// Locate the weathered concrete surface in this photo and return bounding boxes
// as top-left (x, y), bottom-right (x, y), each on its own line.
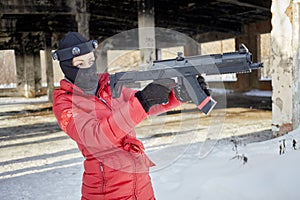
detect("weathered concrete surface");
top-left (270, 0), bottom-right (300, 134)
top-left (292, 0), bottom-right (300, 131)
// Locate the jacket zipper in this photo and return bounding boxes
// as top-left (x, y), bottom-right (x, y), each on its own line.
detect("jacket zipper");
top-left (98, 96), bottom-right (112, 111)
top-left (128, 152), bottom-right (138, 200)
top-left (100, 162), bottom-right (106, 194)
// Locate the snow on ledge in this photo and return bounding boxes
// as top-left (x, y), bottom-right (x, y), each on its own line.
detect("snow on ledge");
top-left (243, 89), bottom-right (272, 97)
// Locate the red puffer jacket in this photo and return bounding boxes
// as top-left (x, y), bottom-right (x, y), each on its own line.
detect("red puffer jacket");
top-left (53, 73), bottom-right (181, 200)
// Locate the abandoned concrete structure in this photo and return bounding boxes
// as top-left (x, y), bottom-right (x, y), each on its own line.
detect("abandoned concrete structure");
top-left (0, 0), bottom-right (299, 134)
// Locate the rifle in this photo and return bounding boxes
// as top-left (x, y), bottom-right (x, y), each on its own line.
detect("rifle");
top-left (109, 44), bottom-right (263, 115)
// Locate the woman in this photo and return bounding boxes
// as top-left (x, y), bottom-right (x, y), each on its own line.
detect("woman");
top-left (52, 32), bottom-right (209, 199)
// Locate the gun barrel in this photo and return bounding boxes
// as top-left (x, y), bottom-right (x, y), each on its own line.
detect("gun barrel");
top-left (250, 62), bottom-right (264, 70)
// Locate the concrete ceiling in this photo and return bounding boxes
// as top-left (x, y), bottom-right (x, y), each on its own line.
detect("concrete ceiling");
top-left (0, 0), bottom-right (271, 44)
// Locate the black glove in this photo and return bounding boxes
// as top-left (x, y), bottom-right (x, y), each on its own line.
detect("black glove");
top-left (135, 80), bottom-right (172, 112)
top-left (175, 75), bottom-right (210, 102)
top-left (197, 75), bottom-right (211, 96)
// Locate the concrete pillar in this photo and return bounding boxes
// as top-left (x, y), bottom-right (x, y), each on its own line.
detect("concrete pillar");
top-left (45, 33), bottom-right (54, 102)
top-left (33, 50), bottom-right (42, 94)
top-left (32, 34), bottom-right (43, 95)
top-left (75, 0), bottom-right (90, 39)
top-left (24, 51), bottom-right (36, 98)
top-left (14, 33), bottom-right (36, 98)
top-left (235, 23), bottom-right (260, 91)
top-left (138, 0), bottom-right (156, 70)
top-left (293, 0), bottom-right (300, 129)
top-left (15, 49), bottom-right (25, 91)
top-left (184, 42), bottom-right (200, 56)
top-left (270, 0), bottom-right (294, 135)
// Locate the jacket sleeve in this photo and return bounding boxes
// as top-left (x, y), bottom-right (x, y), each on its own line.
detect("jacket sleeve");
top-left (147, 90), bottom-right (183, 116)
top-left (53, 89), bottom-right (148, 152)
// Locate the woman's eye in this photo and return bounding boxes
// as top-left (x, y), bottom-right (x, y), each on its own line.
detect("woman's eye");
top-left (89, 60), bottom-right (95, 65)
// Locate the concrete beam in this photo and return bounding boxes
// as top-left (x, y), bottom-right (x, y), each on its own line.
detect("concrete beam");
top-left (0, 0), bottom-right (73, 15)
top-left (216, 0), bottom-right (270, 11)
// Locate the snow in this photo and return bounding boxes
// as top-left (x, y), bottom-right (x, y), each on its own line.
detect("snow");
top-left (0, 96), bottom-right (299, 200)
top-left (0, 83), bottom-right (17, 89)
top-left (0, 95), bottom-right (48, 105)
top-left (243, 89), bottom-right (272, 97)
top-left (151, 127), bottom-right (300, 200)
top-left (208, 88), bottom-right (272, 98)
top-left (2, 126), bottom-right (299, 200)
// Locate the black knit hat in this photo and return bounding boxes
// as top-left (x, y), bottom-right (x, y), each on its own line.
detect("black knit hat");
top-left (58, 32), bottom-right (88, 50)
top-left (52, 32), bottom-right (98, 62)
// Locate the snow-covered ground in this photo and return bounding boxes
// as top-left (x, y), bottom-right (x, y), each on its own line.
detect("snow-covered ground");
top-left (0, 95), bottom-right (299, 200)
top-left (2, 126), bottom-right (299, 200)
top-left (151, 127), bottom-right (300, 200)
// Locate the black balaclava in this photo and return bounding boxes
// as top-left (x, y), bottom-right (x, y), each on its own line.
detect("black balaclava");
top-left (57, 32), bottom-right (99, 95)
